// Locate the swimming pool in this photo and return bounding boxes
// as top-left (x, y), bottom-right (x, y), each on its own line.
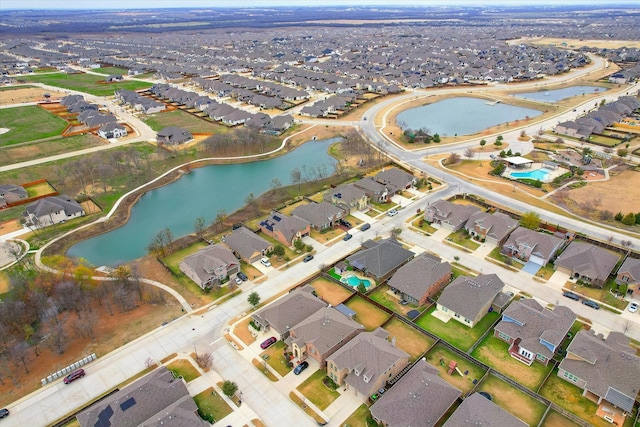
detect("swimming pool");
top-left (341, 274), bottom-right (372, 289)
top-left (509, 169), bottom-right (550, 181)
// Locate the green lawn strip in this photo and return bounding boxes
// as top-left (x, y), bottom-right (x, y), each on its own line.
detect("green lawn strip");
top-left (0, 134), bottom-right (106, 166)
top-left (415, 306), bottom-right (499, 351)
top-left (535, 262), bottom-right (556, 280)
top-left (341, 404), bottom-right (378, 427)
top-left (410, 217), bottom-right (437, 234)
top-left (0, 85), bottom-right (38, 91)
top-left (142, 109), bottom-right (226, 134)
top-left (471, 335), bottom-right (553, 391)
top-left (477, 374), bottom-right (547, 427)
top-left (345, 295), bottom-right (392, 331)
top-left (260, 341), bottom-right (291, 377)
top-left (91, 67), bottom-right (128, 75)
top-left (424, 343), bottom-right (487, 395)
top-left (166, 359), bottom-right (201, 382)
top-left (19, 73), bottom-right (152, 96)
top-left (296, 369), bottom-right (340, 410)
top-left (162, 241), bottom-right (209, 273)
top-left (486, 246), bottom-right (524, 270)
top-left (193, 387), bottom-right (233, 423)
top-left (252, 358), bottom-right (278, 381)
top-left (289, 392), bottom-right (326, 424)
top-left (0, 105), bottom-right (68, 146)
top-left (383, 317), bottom-right (434, 362)
top-left (445, 229), bottom-right (481, 250)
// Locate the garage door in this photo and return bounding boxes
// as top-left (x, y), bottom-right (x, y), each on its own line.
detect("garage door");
top-left (529, 255), bottom-right (545, 266)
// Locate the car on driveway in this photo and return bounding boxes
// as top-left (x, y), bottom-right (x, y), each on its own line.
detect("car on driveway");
top-left (237, 272), bottom-right (248, 281)
top-left (234, 276), bottom-right (243, 285)
top-left (63, 369), bottom-right (85, 384)
top-left (628, 302), bottom-right (638, 313)
top-left (360, 223), bottom-right (371, 231)
top-left (582, 300), bottom-right (600, 310)
top-left (0, 408), bottom-right (9, 418)
top-left (343, 233), bottom-right (353, 241)
top-left (562, 291), bottom-right (580, 301)
top-left (387, 209), bottom-right (398, 217)
top-left (303, 254), bottom-right (314, 263)
top-left (293, 361), bottom-right (309, 375)
top-left (260, 257), bottom-right (271, 267)
top-left (260, 336), bottom-right (277, 349)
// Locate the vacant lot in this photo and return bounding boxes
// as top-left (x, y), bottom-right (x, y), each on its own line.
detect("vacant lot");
top-left (0, 87), bottom-right (67, 105)
top-left (296, 369), bottom-right (340, 410)
top-left (0, 105), bottom-right (68, 146)
top-left (383, 317), bottom-right (434, 361)
top-left (477, 374), bottom-right (547, 426)
top-left (19, 73), bottom-right (152, 96)
top-left (309, 277), bottom-right (353, 305)
top-left (0, 134), bottom-right (105, 167)
top-left (345, 296), bottom-right (392, 331)
top-left (143, 109), bottom-right (227, 134)
top-left (424, 343), bottom-right (487, 394)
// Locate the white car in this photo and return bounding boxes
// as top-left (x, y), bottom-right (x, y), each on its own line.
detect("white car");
top-left (260, 257), bottom-right (272, 267)
top-left (387, 209), bottom-right (398, 217)
top-left (628, 302), bottom-right (638, 313)
top-left (234, 276), bottom-right (243, 285)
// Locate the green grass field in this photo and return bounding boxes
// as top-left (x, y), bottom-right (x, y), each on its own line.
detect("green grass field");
top-left (143, 109), bottom-right (227, 134)
top-left (19, 73), bottom-right (152, 96)
top-left (0, 134), bottom-right (105, 166)
top-left (0, 105), bottom-right (68, 146)
top-left (91, 67), bottom-right (129, 75)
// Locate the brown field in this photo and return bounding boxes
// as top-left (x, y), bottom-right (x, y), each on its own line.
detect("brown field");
top-left (477, 374), bottom-right (547, 427)
top-left (309, 277), bottom-right (353, 305)
top-left (0, 87), bottom-right (67, 106)
top-left (540, 411), bottom-right (582, 427)
top-left (562, 169), bottom-right (640, 216)
top-left (382, 317), bottom-right (434, 361)
top-left (345, 296), bottom-right (392, 331)
top-left (234, 317), bottom-right (257, 346)
top-left (528, 37), bottom-right (640, 50)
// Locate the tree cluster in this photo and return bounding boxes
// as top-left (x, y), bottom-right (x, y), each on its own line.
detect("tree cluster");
top-left (202, 128), bottom-right (277, 157)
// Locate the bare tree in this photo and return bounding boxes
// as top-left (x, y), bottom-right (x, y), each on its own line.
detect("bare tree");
top-left (214, 209), bottom-right (227, 233)
top-left (194, 217), bottom-right (206, 239)
top-left (446, 152), bottom-right (461, 165)
top-left (9, 340), bottom-right (31, 374)
top-left (194, 352), bottom-right (214, 370)
top-left (463, 148), bottom-right (475, 159)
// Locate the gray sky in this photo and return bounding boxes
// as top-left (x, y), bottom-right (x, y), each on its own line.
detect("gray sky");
top-left (3, 0), bottom-right (638, 10)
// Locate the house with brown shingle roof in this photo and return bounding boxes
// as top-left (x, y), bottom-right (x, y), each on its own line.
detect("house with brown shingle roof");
top-left (494, 299), bottom-right (576, 366)
top-left (615, 257), bottom-right (640, 297)
top-left (258, 211), bottom-right (310, 247)
top-left (223, 226), bottom-right (273, 263)
top-left (324, 183), bottom-right (369, 214)
top-left (178, 244), bottom-right (239, 290)
top-left (554, 241), bottom-right (620, 287)
top-left (370, 359), bottom-right (461, 427)
top-left (501, 227), bottom-right (564, 266)
top-left (287, 306), bottom-right (364, 367)
top-left (464, 211), bottom-right (518, 246)
top-left (326, 328), bottom-right (409, 402)
top-left (436, 274), bottom-right (505, 328)
top-left (443, 392), bottom-right (528, 427)
top-left (424, 199), bottom-right (480, 232)
top-left (387, 252), bottom-right (452, 306)
top-left (558, 330), bottom-right (640, 424)
top-left (346, 239), bottom-right (415, 281)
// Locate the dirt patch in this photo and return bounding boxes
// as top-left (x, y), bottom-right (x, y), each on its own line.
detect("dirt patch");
top-left (345, 296), bottom-right (391, 331)
top-left (0, 87), bottom-right (67, 106)
top-left (478, 374), bottom-right (546, 426)
top-left (382, 318), bottom-right (434, 360)
top-left (524, 37), bottom-right (640, 50)
top-left (234, 317), bottom-right (257, 346)
top-left (0, 219), bottom-right (24, 236)
top-left (561, 169), bottom-right (640, 216)
top-left (309, 277), bottom-right (353, 306)
top-left (541, 411), bottom-right (582, 427)
top-left (473, 344), bottom-right (543, 390)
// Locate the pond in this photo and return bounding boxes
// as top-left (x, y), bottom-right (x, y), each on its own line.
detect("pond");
top-left (395, 97), bottom-right (541, 136)
top-left (513, 85), bottom-right (606, 103)
top-left (67, 139), bottom-right (338, 266)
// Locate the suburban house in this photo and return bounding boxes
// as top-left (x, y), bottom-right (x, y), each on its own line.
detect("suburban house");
top-left (353, 177), bottom-right (390, 204)
top-left (258, 211), bottom-right (310, 247)
top-left (501, 227), bottom-right (564, 266)
top-left (424, 200), bottom-right (480, 231)
top-left (370, 359), bottom-right (461, 427)
top-left (464, 211), bottom-right (518, 246)
top-left (252, 285), bottom-right (327, 340)
top-left (615, 257), bottom-right (640, 297)
top-left (0, 184), bottom-right (27, 208)
top-left (387, 252), bottom-right (452, 306)
top-left (558, 330), bottom-right (640, 425)
top-left (374, 167), bottom-right (417, 194)
top-left (324, 183), bottom-right (369, 214)
top-left (76, 367), bottom-right (207, 427)
top-left (443, 392), bottom-right (528, 427)
top-left (291, 201), bottom-right (344, 231)
top-left (346, 239), bottom-right (415, 281)
top-left (156, 127), bottom-right (192, 145)
top-left (98, 122), bottom-right (128, 139)
top-left (287, 306), bottom-right (364, 367)
top-left (494, 299), bottom-right (576, 366)
top-left (24, 195), bottom-right (85, 228)
top-left (223, 226), bottom-right (273, 263)
top-left (326, 328), bottom-right (410, 402)
top-left (105, 74), bottom-right (124, 82)
top-left (178, 244), bottom-right (240, 290)
top-left (554, 241), bottom-right (620, 287)
top-left (436, 274), bottom-right (506, 328)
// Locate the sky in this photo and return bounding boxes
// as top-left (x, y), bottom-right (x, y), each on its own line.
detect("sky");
top-left (2, 0), bottom-right (639, 10)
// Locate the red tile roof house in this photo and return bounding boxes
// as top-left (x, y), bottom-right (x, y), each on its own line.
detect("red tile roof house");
top-left (554, 241), bottom-right (621, 288)
top-left (387, 252), bottom-right (452, 306)
top-left (464, 211), bottom-right (518, 246)
top-left (501, 227), bottom-right (565, 266)
top-left (558, 330), bottom-right (640, 425)
top-left (370, 359), bottom-right (461, 427)
top-left (615, 257), bottom-right (640, 297)
top-left (258, 211), bottom-right (310, 247)
top-left (494, 298), bottom-right (576, 366)
top-left (326, 328), bottom-right (409, 403)
top-left (178, 244), bottom-right (239, 290)
top-left (286, 306), bottom-right (364, 367)
top-left (424, 199), bottom-right (480, 232)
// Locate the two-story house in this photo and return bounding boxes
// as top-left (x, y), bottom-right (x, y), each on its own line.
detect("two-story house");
top-left (387, 252), bottom-right (452, 306)
top-left (501, 227), bottom-right (564, 266)
top-left (258, 211), bottom-right (310, 247)
top-left (464, 211), bottom-right (518, 246)
top-left (424, 199), bottom-right (480, 231)
top-left (291, 202), bottom-right (345, 232)
top-left (178, 244), bottom-right (239, 290)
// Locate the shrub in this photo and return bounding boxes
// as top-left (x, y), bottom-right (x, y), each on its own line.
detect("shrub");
top-left (622, 213), bottom-right (636, 226)
top-left (615, 212), bottom-right (624, 221)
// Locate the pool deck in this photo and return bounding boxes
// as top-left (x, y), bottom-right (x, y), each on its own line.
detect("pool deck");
top-left (504, 162), bottom-right (568, 183)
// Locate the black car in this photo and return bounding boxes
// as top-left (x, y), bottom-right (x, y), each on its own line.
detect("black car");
top-left (562, 291), bottom-right (580, 301)
top-left (343, 233), bottom-right (353, 241)
top-left (360, 223), bottom-right (371, 231)
top-left (237, 272), bottom-right (248, 281)
top-left (582, 300), bottom-right (600, 310)
top-left (0, 408), bottom-right (9, 418)
top-left (294, 361), bottom-right (309, 375)
top-left (303, 255), bottom-right (314, 263)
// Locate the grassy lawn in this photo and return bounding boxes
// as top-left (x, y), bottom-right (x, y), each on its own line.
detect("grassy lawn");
top-left (240, 260), bottom-right (262, 281)
top-left (424, 343), bottom-right (487, 394)
top-left (310, 227), bottom-right (345, 244)
top-left (535, 262), bottom-right (556, 280)
top-left (487, 247), bottom-right (524, 270)
top-left (19, 72), bottom-right (152, 96)
top-left (260, 341), bottom-right (291, 377)
top-left (341, 404), bottom-right (377, 427)
top-left (565, 279), bottom-right (628, 311)
top-left (540, 410), bottom-right (583, 427)
top-left (143, 109), bottom-right (227, 134)
top-left (445, 229), bottom-right (481, 250)
top-left (166, 359), bottom-right (201, 382)
top-left (309, 277), bottom-right (353, 306)
top-left (24, 181), bottom-right (57, 198)
top-left (540, 368), bottom-right (623, 427)
top-left (411, 216), bottom-right (437, 234)
top-left (289, 392), bottom-right (326, 424)
top-left (471, 334), bottom-right (554, 391)
top-left (368, 284), bottom-right (417, 316)
top-left (193, 387), bottom-right (233, 423)
top-left (0, 105), bottom-right (67, 146)
top-left (0, 134), bottom-right (105, 166)
top-left (383, 317), bottom-right (434, 361)
top-left (296, 369), bottom-right (340, 410)
top-left (477, 374), bottom-right (547, 426)
top-left (587, 134), bottom-right (620, 147)
top-left (91, 67), bottom-right (129, 75)
top-left (345, 296), bottom-right (392, 331)
top-left (415, 306), bottom-right (499, 351)
top-left (162, 241), bottom-right (209, 273)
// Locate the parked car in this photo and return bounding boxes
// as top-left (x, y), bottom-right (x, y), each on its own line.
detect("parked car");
top-left (260, 257), bottom-right (271, 267)
top-left (237, 272), bottom-right (248, 281)
top-left (387, 209), bottom-right (398, 217)
top-left (582, 300), bottom-right (600, 310)
top-left (234, 276), bottom-right (243, 285)
top-left (360, 223), bottom-right (371, 231)
top-left (340, 219), bottom-right (352, 228)
top-left (293, 361), bottom-right (309, 375)
top-left (303, 254), bottom-right (314, 263)
top-left (260, 337), bottom-right (277, 349)
top-left (63, 369), bottom-right (85, 384)
top-left (562, 291), bottom-right (580, 301)
top-left (628, 302), bottom-right (638, 313)
top-left (0, 408), bottom-right (9, 418)
top-left (343, 233), bottom-right (353, 241)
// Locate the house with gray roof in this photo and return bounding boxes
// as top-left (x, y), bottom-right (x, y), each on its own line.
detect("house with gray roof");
top-left (287, 306), bottom-right (364, 367)
top-left (258, 211), bottom-right (310, 247)
top-left (616, 257), bottom-right (640, 297)
top-left (346, 239), bottom-right (415, 281)
top-left (554, 241), bottom-right (620, 287)
top-left (98, 122), bottom-right (127, 139)
top-left (223, 226), bottom-right (273, 263)
top-left (0, 183), bottom-right (27, 208)
top-left (558, 330), bottom-right (640, 424)
top-left (501, 226), bottom-right (564, 266)
top-left (77, 366), bottom-right (207, 427)
top-left (291, 201), bottom-right (344, 231)
top-left (178, 244), bottom-right (239, 290)
top-left (353, 177), bottom-right (390, 204)
top-left (327, 328), bottom-right (409, 402)
top-left (24, 195), bottom-right (85, 228)
top-left (436, 274), bottom-right (505, 328)
top-left (464, 211), bottom-right (518, 246)
top-left (424, 199), bottom-right (480, 232)
top-left (443, 392), bottom-right (528, 427)
top-left (374, 167), bottom-right (416, 194)
top-left (157, 127), bottom-right (192, 145)
top-left (252, 285), bottom-right (327, 340)
top-left (324, 183), bottom-right (369, 214)
top-left (494, 298), bottom-right (576, 366)
top-left (387, 252), bottom-right (452, 306)
top-left (371, 359), bottom-right (461, 427)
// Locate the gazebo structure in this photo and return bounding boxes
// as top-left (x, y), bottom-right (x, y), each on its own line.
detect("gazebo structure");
top-left (503, 156), bottom-right (533, 169)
